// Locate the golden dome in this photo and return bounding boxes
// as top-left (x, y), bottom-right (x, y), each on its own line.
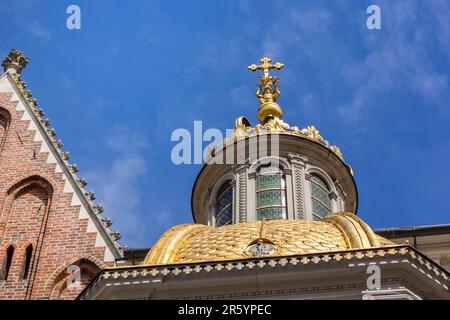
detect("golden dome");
top-left (144, 213), bottom-right (392, 265)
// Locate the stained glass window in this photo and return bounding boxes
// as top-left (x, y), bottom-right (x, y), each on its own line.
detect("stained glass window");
top-left (310, 174), bottom-right (331, 220)
top-left (215, 181), bottom-right (233, 226)
top-left (256, 165), bottom-right (286, 220)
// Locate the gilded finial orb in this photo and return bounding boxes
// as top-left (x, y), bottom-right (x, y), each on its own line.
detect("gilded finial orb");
top-left (248, 57), bottom-right (285, 124)
top-left (2, 49), bottom-right (30, 75)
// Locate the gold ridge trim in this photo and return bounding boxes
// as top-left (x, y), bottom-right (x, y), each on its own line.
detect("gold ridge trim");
top-left (144, 224), bottom-right (211, 265)
top-left (322, 213), bottom-right (380, 248)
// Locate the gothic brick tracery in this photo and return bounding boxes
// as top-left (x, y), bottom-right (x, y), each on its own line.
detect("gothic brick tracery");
top-left (48, 257), bottom-right (101, 300)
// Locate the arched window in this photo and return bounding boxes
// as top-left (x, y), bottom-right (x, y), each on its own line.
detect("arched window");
top-left (0, 109), bottom-right (11, 153)
top-left (22, 245), bottom-right (33, 280)
top-left (256, 164), bottom-right (286, 220)
top-left (3, 245), bottom-right (15, 280)
top-left (310, 174), bottom-right (332, 220)
top-left (215, 181), bottom-right (233, 226)
top-left (0, 116), bottom-right (6, 144)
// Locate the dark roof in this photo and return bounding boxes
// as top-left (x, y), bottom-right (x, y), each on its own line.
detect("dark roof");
top-left (375, 224), bottom-right (450, 239)
top-left (121, 247), bottom-right (150, 261)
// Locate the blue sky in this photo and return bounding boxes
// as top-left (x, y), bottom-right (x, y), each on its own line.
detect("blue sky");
top-left (1, 0), bottom-right (449, 248)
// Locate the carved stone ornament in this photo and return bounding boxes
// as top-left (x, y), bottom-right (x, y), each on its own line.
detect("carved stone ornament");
top-left (244, 239), bottom-right (277, 257)
top-left (2, 49), bottom-right (29, 74)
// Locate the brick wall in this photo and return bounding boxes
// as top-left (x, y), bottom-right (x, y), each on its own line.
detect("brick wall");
top-left (0, 90), bottom-right (110, 300)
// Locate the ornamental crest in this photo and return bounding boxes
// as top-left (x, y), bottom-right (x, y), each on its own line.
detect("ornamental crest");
top-left (244, 239), bottom-right (277, 257)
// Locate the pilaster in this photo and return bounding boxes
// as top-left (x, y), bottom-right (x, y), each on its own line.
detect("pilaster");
top-left (288, 153), bottom-right (308, 220)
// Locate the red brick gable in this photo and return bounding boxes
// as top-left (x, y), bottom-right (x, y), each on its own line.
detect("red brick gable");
top-left (0, 72), bottom-right (121, 299)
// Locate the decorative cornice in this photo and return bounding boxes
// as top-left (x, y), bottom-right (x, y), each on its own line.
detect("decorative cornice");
top-left (234, 164), bottom-right (249, 174)
top-left (288, 153), bottom-right (308, 166)
top-left (225, 117), bottom-right (345, 162)
top-left (107, 246), bottom-right (448, 278)
top-left (248, 172), bottom-right (256, 180)
top-left (77, 245), bottom-right (450, 300)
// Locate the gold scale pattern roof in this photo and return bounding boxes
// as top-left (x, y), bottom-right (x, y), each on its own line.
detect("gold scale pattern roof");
top-left (145, 213), bottom-right (392, 265)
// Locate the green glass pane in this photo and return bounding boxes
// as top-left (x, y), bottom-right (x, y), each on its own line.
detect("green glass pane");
top-left (311, 183), bottom-right (330, 207)
top-left (311, 198), bottom-right (331, 218)
top-left (311, 175), bottom-right (328, 189)
top-left (257, 207), bottom-right (285, 220)
top-left (257, 190), bottom-right (285, 208)
top-left (216, 206), bottom-right (232, 226)
top-left (256, 174), bottom-right (282, 190)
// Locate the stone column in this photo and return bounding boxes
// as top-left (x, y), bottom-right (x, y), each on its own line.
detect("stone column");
top-left (230, 179), bottom-right (237, 224)
top-left (334, 179), bottom-right (347, 212)
top-left (247, 171), bottom-right (256, 222)
top-left (283, 168), bottom-right (294, 220)
top-left (235, 165), bottom-right (249, 223)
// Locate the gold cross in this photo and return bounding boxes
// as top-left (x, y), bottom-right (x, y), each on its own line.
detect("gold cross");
top-left (248, 57), bottom-right (284, 79)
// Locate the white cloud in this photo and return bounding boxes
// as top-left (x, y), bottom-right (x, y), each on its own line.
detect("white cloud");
top-left (59, 73), bottom-right (73, 89)
top-left (84, 126), bottom-right (150, 247)
top-left (239, 1), bottom-right (450, 124)
top-left (1, 1), bottom-right (52, 43)
top-left (337, 0), bottom-right (449, 122)
top-left (183, 33), bottom-right (244, 83)
top-left (427, 1), bottom-right (450, 58)
top-left (290, 9), bottom-right (333, 33)
top-left (84, 98), bottom-right (117, 118)
top-left (28, 20), bottom-right (52, 42)
top-left (230, 84), bottom-right (254, 110)
top-left (84, 127), bottom-right (179, 247)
